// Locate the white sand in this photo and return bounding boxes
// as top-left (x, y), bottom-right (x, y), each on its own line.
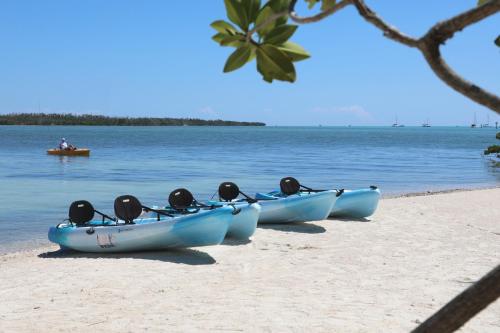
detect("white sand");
top-left (0, 188), bottom-right (499, 332)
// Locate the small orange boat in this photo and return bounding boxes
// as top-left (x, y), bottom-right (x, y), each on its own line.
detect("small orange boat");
top-left (47, 148), bottom-right (90, 156)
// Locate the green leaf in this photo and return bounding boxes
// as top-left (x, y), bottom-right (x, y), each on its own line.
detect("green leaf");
top-left (264, 24), bottom-right (297, 45)
top-left (256, 44), bottom-right (296, 82)
top-left (277, 41), bottom-right (310, 61)
top-left (212, 33), bottom-right (226, 44)
top-left (255, 0), bottom-right (290, 38)
top-left (266, 0), bottom-right (289, 26)
top-left (212, 33), bottom-right (245, 48)
top-left (477, 0), bottom-right (489, 5)
top-left (224, 0), bottom-right (249, 31)
top-left (306, 0), bottom-right (319, 9)
top-left (219, 34), bottom-right (246, 46)
top-left (255, 7), bottom-right (275, 37)
top-left (257, 60), bottom-right (274, 82)
top-left (224, 45), bottom-right (254, 72)
top-left (242, 0), bottom-right (261, 23)
top-left (210, 20), bottom-right (238, 35)
top-left (321, 0), bottom-right (337, 11)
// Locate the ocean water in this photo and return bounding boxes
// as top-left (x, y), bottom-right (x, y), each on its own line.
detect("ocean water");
top-left (0, 125), bottom-right (498, 252)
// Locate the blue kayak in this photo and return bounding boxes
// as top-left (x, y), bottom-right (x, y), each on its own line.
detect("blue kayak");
top-left (257, 184), bottom-right (381, 219)
top-left (329, 187), bottom-right (381, 218)
top-left (219, 177), bottom-right (339, 223)
top-left (255, 190), bottom-right (338, 224)
top-left (152, 185), bottom-right (261, 240)
top-left (48, 194), bottom-right (232, 253)
top-left (153, 202), bottom-right (261, 240)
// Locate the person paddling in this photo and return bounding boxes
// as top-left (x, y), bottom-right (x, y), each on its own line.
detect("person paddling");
top-left (59, 138), bottom-right (76, 150)
top-left (59, 138), bottom-right (68, 150)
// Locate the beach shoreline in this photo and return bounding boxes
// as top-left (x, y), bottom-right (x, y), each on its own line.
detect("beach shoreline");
top-left (1, 185), bottom-right (498, 256)
top-left (383, 184), bottom-right (500, 198)
top-left (1, 188), bottom-right (499, 332)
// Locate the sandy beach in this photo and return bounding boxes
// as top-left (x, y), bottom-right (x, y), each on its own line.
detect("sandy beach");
top-left (0, 188), bottom-right (499, 332)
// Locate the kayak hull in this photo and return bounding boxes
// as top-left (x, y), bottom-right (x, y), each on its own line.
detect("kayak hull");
top-left (330, 188), bottom-right (381, 218)
top-left (226, 203), bottom-right (261, 239)
top-left (47, 149), bottom-right (90, 156)
top-left (256, 191), bottom-right (337, 224)
top-left (48, 206), bottom-right (232, 253)
top-left (153, 203), bottom-right (261, 240)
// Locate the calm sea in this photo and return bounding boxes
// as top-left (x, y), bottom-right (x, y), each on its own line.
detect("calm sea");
top-left (0, 125), bottom-right (498, 252)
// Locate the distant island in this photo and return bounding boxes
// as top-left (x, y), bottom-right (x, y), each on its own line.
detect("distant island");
top-left (0, 113), bottom-right (265, 126)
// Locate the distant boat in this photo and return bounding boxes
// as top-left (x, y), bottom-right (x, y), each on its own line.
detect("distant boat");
top-left (392, 115), bottom-right (404, 127)
top-left (47, 148), bottom-right (90, 156)
top-left (480, 114), bottom-right (491, 128)
top-left (422, 119), bottom-right (431, 127)
top-left (471, 112), bottom-right (477, 128)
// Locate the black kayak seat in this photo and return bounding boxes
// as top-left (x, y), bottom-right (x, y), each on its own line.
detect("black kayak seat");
top-left (69, 200), bottom-right (95, 226)
top-left (169, 188), bottom-right (194, 211)
top-left (114, 195), bottom-right (143, 223)
top-left (219, 182), bottom-right (240, 201)
top-left (280, 177), bottom-right (301, 195)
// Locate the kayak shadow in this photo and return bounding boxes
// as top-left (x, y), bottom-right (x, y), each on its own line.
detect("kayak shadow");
top-left (38, 248), bottom-right (216, 265)
top-left (328, 216), bottom-right (372, 223)
top-left (258, 222), bottom-right (326, 234)
top-left (222, 238), bottom-right (252, 246)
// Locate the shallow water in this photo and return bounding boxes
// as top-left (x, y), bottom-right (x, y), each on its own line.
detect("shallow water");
top-left (0, 125), bottom-right (498, 252)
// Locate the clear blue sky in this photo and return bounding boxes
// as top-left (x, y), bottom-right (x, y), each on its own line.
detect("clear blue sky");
top-left (0, 0), bottom-right (498, 125)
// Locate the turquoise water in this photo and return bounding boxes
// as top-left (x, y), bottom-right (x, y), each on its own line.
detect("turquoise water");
top-left (0, 125), bottom-right (498, 252)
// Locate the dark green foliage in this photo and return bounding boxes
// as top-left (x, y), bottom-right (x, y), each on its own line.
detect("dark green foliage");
top-left (484, 145), bottom-right (500, 155)
top-left (483, 132), bottom-right (500, 155)
top-left (0, 113), bottom-right (266, 126)
top-left (211, 0), bottom-right (310, 83)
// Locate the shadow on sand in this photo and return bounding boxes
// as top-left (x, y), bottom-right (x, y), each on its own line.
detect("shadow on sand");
top-left (328, 216), bottom-right (372, 223)
top-left (222, 238), bottom-right (252, 246)
top-left (258, 222), bottom-right (326, 234)
top-left (38, 248), bottom-right (216, 265)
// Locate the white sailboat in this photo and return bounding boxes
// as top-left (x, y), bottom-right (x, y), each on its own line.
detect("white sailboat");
top-left (422, 118), bottom-right (431, 127)
top-left (392, 115), bottom-right (405, 127)
top-left (480, 114), bottom-right (490, 128)
top-left (471, 112), bottom-right (477, 128)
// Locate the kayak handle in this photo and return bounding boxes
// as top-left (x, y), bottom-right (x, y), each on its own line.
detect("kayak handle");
top-left (230, 205), bottom-right (242, 215)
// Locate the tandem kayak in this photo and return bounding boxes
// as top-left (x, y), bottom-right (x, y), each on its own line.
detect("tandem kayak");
top-left (47, 148), bottom-right (90, 156)
top-left (249, 177), bottom-right (342, 224)
top-left (330, 186), bottom-right (381, 218)
top-left (155, 184), bottom-right (261, 240)
top-left (153, 203), bottom-right (260, 240)
top-left (255, 190), bottom-right (339, 224)
top-left (49, 194), bottom-right (232, 253)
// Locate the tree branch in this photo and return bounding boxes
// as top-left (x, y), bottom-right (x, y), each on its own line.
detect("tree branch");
top-left (418, 0), bottom-right (500, 112)
top-left (242, 0), bottom-right (500, 112)
top-left (351, 0), bottom-right (418, 47)
top-left (288, 0), bottom-right (352, 24)
top-left (412, 264), bottom-right (500, 333)
top-left (350, 0), bottom-right (500, 113)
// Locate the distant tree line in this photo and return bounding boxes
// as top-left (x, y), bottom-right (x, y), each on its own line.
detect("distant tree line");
top-left (0, 113), bottom-right (265, 126)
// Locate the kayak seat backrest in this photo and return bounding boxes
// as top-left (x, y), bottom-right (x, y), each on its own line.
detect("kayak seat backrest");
top-left (69, 200), bottom-right (95, 226)
top-left (218, 182), bottom-right (240, 201)
top-left (169, 188), bottom-right (194, 211)
top-left (114, 195), bottom-right (143, 223)
top-left (280, 177), bottom-right (300, 196)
